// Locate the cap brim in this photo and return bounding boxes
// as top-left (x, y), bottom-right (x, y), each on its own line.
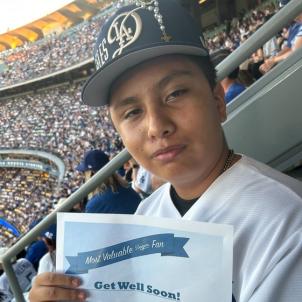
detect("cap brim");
top-left (76, 162), bottom-right (87, 172)
top-left (82, 44), bottom-right (208, 107)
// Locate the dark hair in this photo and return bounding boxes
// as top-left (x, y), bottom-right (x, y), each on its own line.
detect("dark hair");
top-left (210, 49), bottom-right (230, 66)
top-left (44, 237), bottom-right (56, 249)
top-left (210, 49), bottom-right (239, 80)
top-left (187, 55), bottom-right (217, 90)
top-left (227, 67), bottom-right (240, 79)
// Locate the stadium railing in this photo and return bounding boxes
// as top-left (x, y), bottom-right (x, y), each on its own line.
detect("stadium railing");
top-left (0, 0), bottom-right (301, 300)
top-left (225, 46), bottom-right (302, 171)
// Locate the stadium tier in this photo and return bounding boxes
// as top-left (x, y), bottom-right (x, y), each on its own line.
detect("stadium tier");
top-left (0, 168), bottom-right (57, 247)
top-left (0, 1), bottom-right (280, 88)
top-left (0, 82), bottom-right (122, 246)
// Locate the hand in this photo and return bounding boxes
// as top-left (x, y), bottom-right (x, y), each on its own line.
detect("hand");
top-left (29, 272), bottom-right (87, 301)
top-left (259, 58), bottom-right (276, 74)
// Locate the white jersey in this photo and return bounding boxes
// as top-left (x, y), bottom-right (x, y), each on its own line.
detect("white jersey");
top-left (136, 155), bottom-right (302, 302)
top-left (0, 258), bottom-right (36, 301)
top-left (37, 251), bottom-right (56, 275)
top-left (135, 166), bottom-right (153, 195)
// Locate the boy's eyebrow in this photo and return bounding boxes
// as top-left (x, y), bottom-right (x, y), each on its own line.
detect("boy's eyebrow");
top-left (157, 70), bottom-right (193, 90)
top-left (110, 70), bottom-right (193, 110)
top-left (110, 96), bottom-right (138, 111)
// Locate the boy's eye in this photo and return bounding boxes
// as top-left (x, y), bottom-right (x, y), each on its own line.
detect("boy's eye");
top-left (124, 108), bottom-right (142, 120)
top-left (166, 89), bottom-right (187, 102)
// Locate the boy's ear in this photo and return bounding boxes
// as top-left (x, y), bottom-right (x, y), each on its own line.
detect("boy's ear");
top-left (213, 83), bottom-right (227, 123)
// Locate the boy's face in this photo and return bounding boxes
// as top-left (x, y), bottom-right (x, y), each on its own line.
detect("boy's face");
top-left (109, 55), bottom-right (226, 189)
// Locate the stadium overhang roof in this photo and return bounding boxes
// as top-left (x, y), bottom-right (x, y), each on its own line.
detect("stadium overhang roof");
top-left (0, 0), bottom-right (112, 52)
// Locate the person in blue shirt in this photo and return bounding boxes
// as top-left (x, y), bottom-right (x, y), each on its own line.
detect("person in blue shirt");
top-left (211, 49), bottom-right (246, 104)
top-left (260, 1), bottom-right (302, 73)
top-left (25, 219), bottom-right (48, 271)
top-left (76, 149), bottom-right (141, 214)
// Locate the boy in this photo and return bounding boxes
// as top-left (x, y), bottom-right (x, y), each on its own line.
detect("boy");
top-left (29, 1), bottom-right (302, 301)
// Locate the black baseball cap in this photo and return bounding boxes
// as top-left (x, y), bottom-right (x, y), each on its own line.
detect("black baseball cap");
top-left (81, 0), bottom-right (209, 107)
top-left (76, 149), bottom-right (109, 172)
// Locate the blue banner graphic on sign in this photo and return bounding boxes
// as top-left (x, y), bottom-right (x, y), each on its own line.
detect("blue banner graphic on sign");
top-left (66, 233), bottom-right (189, 274)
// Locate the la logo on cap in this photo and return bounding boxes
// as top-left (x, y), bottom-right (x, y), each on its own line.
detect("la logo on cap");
top-left (108, 8), bottom-right (143, 60)
top-left (94, 0), bottom-right (171, 71)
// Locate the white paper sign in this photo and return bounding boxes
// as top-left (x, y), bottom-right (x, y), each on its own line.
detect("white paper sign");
top-left (57, 213), bottom-right (233, 302)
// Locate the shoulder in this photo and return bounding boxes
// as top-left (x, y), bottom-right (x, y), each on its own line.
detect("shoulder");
top-left (118, 184), bottom-right (141, 198)
top-left (15, 259), bottom-right (36, 273)
top-left (225, 83), bottom-right (245, 102)
top-left (25, 240), bottom-right (47, 258)
top-left (225, 155), bottom-right (302, 221)
top-left (87, 191), bottom-right (108, 204)
top-left (114, 184), bottom-right (142, 205)
top-left (237, 156), bottom-right (302, 196)
top-left (231, 82), bottom-right (245, 92)
top-left (228, 158), bottom-right (302, 301)
top-left (85, 193), bottom-right (104, 212)
top-left (15, 258), bottom-right (33, 267)
top-left (86, 185), bottom-right (141, 214)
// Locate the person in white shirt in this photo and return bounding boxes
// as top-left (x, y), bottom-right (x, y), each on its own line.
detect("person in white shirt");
top-left (0, 248), bottom-right (36, 302)
top-left (37, 224), bottom-right (56, 274)
top-left (29, 1), bottom-right (302, 301)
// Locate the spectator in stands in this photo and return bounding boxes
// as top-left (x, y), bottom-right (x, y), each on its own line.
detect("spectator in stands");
top-left (29, 2), bottom-right (302, 302)
top-left (25, 240), bottom-right (47, 273)
top-left (76, 149), bottom-right (141, 214)
top-left (125, 160), bottom-right (165, 197)
top-left (0, 291), bottom-right (9, 302)
top-left (37, 225), bottom-right (57, 274)
top-left (123, 158), bottom-right (138, 183)
top-left (16, 225), bottom-right (57, 302)
top-left (25, 219), bottom-right (48, 271)
top-left (0, 82), bottom-right (123, 246)
top-left (132, 165), bottom-right (153, 198)
top-left (262, 16), bottom-right (280, 59)
top-left (0, 9), bottom-right (112, 87)
top-left (211, 49), bottom-right (246, 103)
top-left (260, 1), bottom-right (302, 73)
top-left (0, 248), bottom-right (36, 301)
top-left (0, 0), bottom-right (278, 88)
top-left (0, 166), bottom-right (59, 247)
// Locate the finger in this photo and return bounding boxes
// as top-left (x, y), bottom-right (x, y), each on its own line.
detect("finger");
top-left (29, 286), bottom-right (87, 302)
top-left (34, 272), bottom-right (81, 288)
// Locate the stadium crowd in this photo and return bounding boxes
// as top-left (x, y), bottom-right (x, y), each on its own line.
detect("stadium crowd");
top-left (0, 1), bottom-right (297, 88)
top-left (0, 0), bottom-right (301, 246)
top-left (0, 3), bottom-right (114, 87)
top-left (206, 4), bottom-right (278, 53)
top-left (0, 169), bottom-right (58, 247)
top-left (0, 82), bottom-right (122, 247)
top-left (0, 1), bottom-right (301, 301)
